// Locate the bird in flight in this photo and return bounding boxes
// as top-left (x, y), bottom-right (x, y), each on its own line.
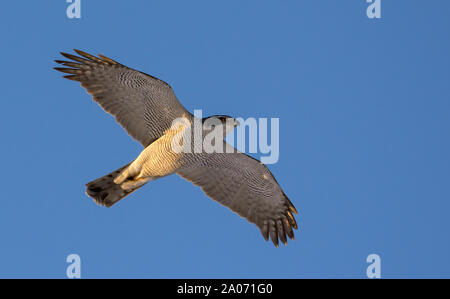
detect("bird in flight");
top-left (54, 50), bottom-right (298, 247)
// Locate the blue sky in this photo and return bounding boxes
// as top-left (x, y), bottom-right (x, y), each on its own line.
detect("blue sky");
top-left (0, 1), bottom-right (449, 278)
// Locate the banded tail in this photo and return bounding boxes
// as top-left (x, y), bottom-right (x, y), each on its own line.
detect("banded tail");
top-left (85, 163), bottom-right (145, 207)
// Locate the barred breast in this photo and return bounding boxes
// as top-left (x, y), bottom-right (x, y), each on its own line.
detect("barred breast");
top-left (134, 128), bottom-right (186, 178)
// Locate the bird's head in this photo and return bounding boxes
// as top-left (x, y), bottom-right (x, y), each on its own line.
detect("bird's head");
top-left (202, 115), bottom-right (240, 136)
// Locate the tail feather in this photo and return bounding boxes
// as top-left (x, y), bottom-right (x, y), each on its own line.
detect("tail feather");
top-left (85, 163), bottom-right (142, 207)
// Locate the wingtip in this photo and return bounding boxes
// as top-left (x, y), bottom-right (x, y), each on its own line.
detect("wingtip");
top-left (73, 49), bottom-right (88, 58)
top-left (290, 206), bottom-right (299, 215)
top-left (271, 239), bottom-right (279, 248)
top-left (63, 75), bottom-right (80, 81)
top-left (73, 49), bottom-right (89, 58)
top-left (285, 196), bottom-right (298, 215)
top-left (53, 67), bottom-right (66, 72)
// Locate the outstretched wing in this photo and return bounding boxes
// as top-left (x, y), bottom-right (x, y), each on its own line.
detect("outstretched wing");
top-left (176, 143), bottom-right (298, 247)
top-left (54, 49), bottom-right (190, 147)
